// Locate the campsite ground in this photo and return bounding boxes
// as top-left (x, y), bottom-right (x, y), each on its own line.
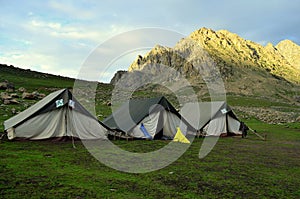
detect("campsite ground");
top-left (0, 120), bottom-right (299, 198)
top-left (0, 66), bottom-right (299, 198)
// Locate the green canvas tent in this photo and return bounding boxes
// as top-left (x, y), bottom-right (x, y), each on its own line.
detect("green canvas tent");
top-left (180, 101), bottom-right (247, 136)
top-left (103, 96), bottom-right (193, 139)
top-left (4, 88), bottom-right (109, 140)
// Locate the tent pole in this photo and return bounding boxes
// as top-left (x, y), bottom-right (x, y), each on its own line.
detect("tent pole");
top-left (248, 127), bottom-right (266, 141)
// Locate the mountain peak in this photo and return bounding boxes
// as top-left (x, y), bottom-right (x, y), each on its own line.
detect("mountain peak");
top-left (276, 39), bottom-right (300, 70)
top-left (276, 39), bottom-right (298, 46)
top-left (127, 27), bottom-right (299, 84)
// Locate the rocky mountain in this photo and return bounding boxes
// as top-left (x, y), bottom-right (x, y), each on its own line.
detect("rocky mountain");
top-left (276, 39), bottom-right (300, 71)
top-left (119, 28), bottom-right (300, 100)
top-left (129, 28), bottom-right (299, 83)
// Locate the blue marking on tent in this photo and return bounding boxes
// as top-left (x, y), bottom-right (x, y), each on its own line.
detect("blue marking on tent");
top-left (140, 123), bottom-right (152, 139)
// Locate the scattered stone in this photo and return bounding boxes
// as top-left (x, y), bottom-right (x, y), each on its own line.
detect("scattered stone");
top-left (9, 99), bottom-right (19, 104)
top-left (233, 106), bottom-right (299, 124)
top-left (6, 88), bottom-right (14, 92)
top-left (21, 91), bottom-right (46, 100)
top-left (294, 96), bottom-right (300, 103)
top-left (0, 82), bottom-right (7, 90)
top-left (32, 91), bottom-right (40, 97)
top-left (22, 92), bottom-right (36, 100)
top-left (11, 108), bottom-right (16, 114)
top-left (1, 92), bottom-right (12, 101)
top-left (18, 87), bottom-right (26, 92)
top-left (38, 93), bottom-right (46, 99)
top-left (3, 99), bottom-right (10, 105)
top-left (10, 93), bottom-right (19, 98)
top-left (0, 80), bottom-right (14, 91)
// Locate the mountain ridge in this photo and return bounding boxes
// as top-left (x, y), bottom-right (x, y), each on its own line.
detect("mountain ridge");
top-left (128, 27), bottom-right (299, 84)
top-left (120, 28), bottom-right (299, 102)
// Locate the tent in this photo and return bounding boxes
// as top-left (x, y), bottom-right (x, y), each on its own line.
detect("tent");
top-left (103, 96), bottom-right (192, 139)
top-left (180, 101), bottom-right (247, 136)
top-left (4, 88), bottom-right (109, 140)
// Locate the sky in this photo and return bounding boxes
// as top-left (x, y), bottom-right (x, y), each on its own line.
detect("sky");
top-left (0, 0), bottom-right (299, 83)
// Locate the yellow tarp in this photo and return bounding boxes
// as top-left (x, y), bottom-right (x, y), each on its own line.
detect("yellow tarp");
top-left (173, 127), bottom-right (190, 144)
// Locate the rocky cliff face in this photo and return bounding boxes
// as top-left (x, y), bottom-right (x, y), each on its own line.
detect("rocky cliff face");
top-left (129, 27), bottom-right (299, 84)
top-left (276, 39), bottom-right (300, 70)
top-left (122, 28), bottom-right (300, 101)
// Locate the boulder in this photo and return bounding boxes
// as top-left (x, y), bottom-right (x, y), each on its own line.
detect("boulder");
top-left (3, 99), bottom-right (10, 105)
top-left (294, 96), bottom-right (300, 102)
top-left (38, 93), bottom-right (46, 99)
top-left (9, 99), bottom-right (19, 104)
top-left (11, 108), bottom-right (16, 114)
top-left (1, 92), bottom-right (12, 101)
top-left (0, 80), bottom-right (14, 91)
top-left (0, 81), bottom-right (8, 90)
top-left (18, 87), bottom-right (26, 92)
top-left (22, 91), bottom-right (46, 100)
top-left (22, 92), bottom-right (36, 100)
top-left (10, 93), bottom-right (19, 98)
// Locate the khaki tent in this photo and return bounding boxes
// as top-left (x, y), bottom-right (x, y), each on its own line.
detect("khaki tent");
top-left (180, 101), bottom-right (246, 136)
top-left (4, 88), bottom-right (108, 140)
top-left (103, 96), bottom-right (193, 139)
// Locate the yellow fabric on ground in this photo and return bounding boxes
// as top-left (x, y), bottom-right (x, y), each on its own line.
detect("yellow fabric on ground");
top-left (173, 127), bottom-right (190, 144)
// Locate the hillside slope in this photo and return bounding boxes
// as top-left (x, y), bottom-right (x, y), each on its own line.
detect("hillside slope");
top-left (125, 28), bottom-right (299, 101)
top-left (0, 64), bottom-right (75, 92)
top-left (112, 28), bottom-right (300, 123)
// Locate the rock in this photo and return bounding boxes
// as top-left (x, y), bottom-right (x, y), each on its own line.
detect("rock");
top-left (18, 87), bottom-right (26, 92)
top-left (32, 91), bottom-right (41, 99)
top-left (6, 88), bottom-right (14, 92)
top-left (296, 116), bottom-right (300, 122)
top-left (3, 99), bottom-right (10, 105)
top-left (22, 92), bottom-right (36, 100)
top-left (1, 92), bottom-right (12, 100)
top-left (276, 40), bottom-right (300, 71)
top-left (11, 108), bottom-right (16, 114)
top-left (0, 80), bottom-right (14, 91)
top-left (0, 82), bottom-right (7, 90)
top-left (110, 70), bottom-right (127, 85)
top-left (294, 96), bottom-right (300, 102)
top-left (9, 99), bottom-right (19, 104)
top-left (10, 93), bottom-right (19, 98)
top-left (22, 91), bottom-right (45, 100)
top-left (233, 106), bottom-right (298, 124)
top-left (126, 27), bottom-right (299, 86)
top-left (38, 93), bottom-right (46, 99)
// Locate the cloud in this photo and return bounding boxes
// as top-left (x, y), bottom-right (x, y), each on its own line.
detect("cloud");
top-left (48, 0), bottom-right (98, 20)
top-left (0, 0), bottom-right (299, 84)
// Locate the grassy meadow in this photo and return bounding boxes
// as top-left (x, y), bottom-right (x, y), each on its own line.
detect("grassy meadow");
top-left (0, 120), bottom-right (299, 198)
top-left (0, 65), bottom-right (300, 198)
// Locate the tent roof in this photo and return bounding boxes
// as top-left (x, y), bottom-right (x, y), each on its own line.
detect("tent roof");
top-left (180, 101), bottom-right (239, 130)
top-left (103, 96), bottom-right (183, 133)
top-left (4, 88), bottom-right (99, 130)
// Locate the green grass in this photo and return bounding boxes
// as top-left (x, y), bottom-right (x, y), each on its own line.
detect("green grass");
top-left (0, 121), bottom-right (299, 198)
top-left (0, 64), bottom-right (75, 92)
top-left (226, 95), bottom-right (293, 108)
top-left (0, 64), bottom-right (300, 198)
